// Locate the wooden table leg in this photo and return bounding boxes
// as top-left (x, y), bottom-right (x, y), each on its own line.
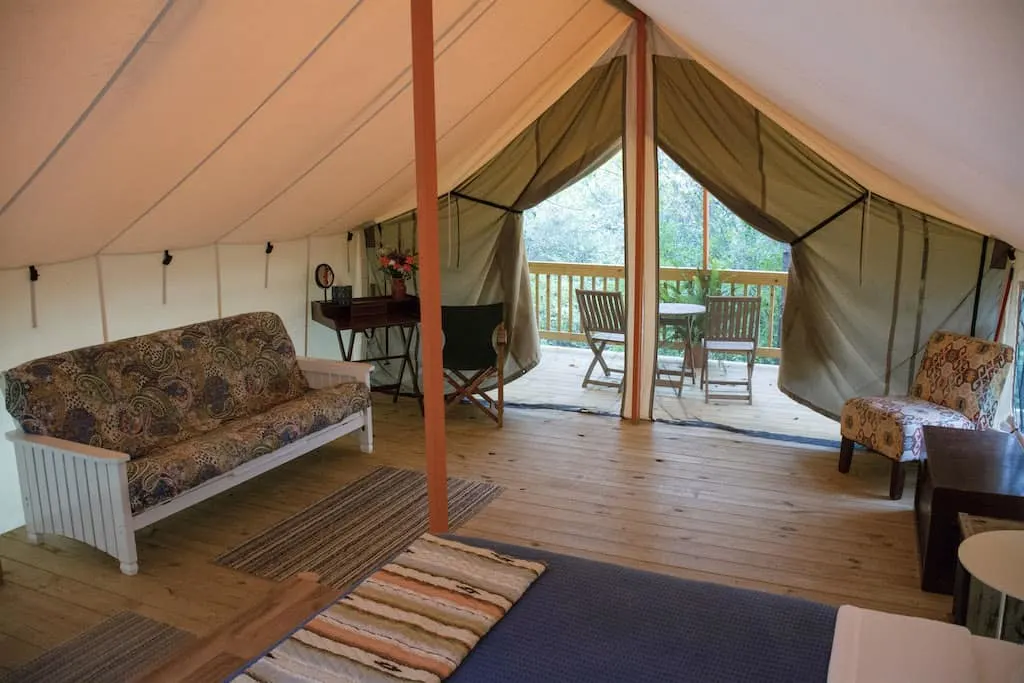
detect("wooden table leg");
top-left (335, 328), bottom-right (352, 361)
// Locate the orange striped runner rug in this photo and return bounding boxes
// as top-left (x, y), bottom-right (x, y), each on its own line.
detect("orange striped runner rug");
top-left (236, 534), bottom-right (545, 682)
top-left (215, 467), bottom-right (503, 589)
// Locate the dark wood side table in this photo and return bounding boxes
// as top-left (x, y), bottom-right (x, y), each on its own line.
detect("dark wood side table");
top-left (311, 297), bottom-right (422, 403)
top-left (915, 427), bottom-right (1024, 594)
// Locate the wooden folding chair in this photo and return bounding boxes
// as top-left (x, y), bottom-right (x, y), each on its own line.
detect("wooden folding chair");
top-left (441, 303), bottom-right (506, 427)
top-left (575, 289), bottom-right (626, 390)
top-left (701, 295), bottom-right (761, 404)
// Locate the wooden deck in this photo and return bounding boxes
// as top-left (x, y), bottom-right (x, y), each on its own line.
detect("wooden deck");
top-left (0, 399), bottom-right (946, 674)
top-left (505, 344), bottom-right (839, 441)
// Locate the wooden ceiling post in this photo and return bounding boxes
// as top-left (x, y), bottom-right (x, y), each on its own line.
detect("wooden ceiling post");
top-left (410, 0), bottom-right (448, 533)
top-left (629, 11), bottom-right (648, 425)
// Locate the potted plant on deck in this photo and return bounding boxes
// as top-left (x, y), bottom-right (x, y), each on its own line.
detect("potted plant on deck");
top-left (659, 269), bottom-right (721, 371)
top-left (378, 246), bottom-right (418, 299)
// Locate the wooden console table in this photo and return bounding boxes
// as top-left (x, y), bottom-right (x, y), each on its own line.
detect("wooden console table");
top-left (311, 297), bottom-right (421, 403)
top-left (915, 427), bottom-right (1024, 594)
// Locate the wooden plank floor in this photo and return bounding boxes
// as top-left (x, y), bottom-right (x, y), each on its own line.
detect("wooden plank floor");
top-left (0, 399), bottom-right (947, 674)
top-left (504, 344), bottom-right (840, 441)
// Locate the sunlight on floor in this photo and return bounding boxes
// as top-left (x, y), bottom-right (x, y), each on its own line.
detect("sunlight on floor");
top-left (504, 344), bottom-right (839, 441)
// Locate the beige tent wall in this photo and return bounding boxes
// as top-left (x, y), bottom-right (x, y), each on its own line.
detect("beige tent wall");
top-left (99, 249), bottom-right (219, 340)
top-left (0, 234), bottom-right (357, 533)
top-left (0, 259), bottom-right (105, 531)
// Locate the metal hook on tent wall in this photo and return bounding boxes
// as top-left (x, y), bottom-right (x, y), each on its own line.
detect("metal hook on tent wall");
top-left (346, 232), bottom-right (354, 273)
top-left (161, 250), bottom-right (173, 305)
top-left (858, 192), bottom-right (872, 286)
top-left (264, 241), bottom-right (274, 288)
top-left (456, 196), bottom-right (462, 269)
top-left (446, 192), bottom-right (453, 268)
top-left (28, 265), bottom-right (39, 328)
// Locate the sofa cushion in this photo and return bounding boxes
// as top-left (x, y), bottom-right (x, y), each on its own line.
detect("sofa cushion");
top-left (126, 382), bottom-right (371, 513)
top-left (840, 395), bottom-right (975, 462)
top-left (4, 312), bottom-right (308, 458)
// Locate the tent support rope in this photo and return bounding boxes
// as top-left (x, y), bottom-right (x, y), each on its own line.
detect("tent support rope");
top-left (95, 256), bottom-right (109, 343)
top-left (908, 217), bottom-right (929, 392)
top-left (971, 235), bottom-right (990, 337)
top-left (214, 243), bottom-right (223, 319)
top-left (446, 193), bottom-right (453, 268)
top-left (304, 237), bottom-right (311, 356)
top-left (790, 192), bottom-right (868, 247)
top-left (994, 259), bottom-right (1014, 341)
top-left (449, 191), bottom-right (521, 214)
top-left (28, 270), bottom-right (38, 329)
top-left (883, 208), bottom-right (906, 395)
top-left (858, 191), bottom-right (872, 286)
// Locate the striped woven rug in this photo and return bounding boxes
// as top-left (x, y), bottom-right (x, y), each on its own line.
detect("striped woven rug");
top-left (0, 612), bottom-right (193, 683)
top-left (215, 466), bottom-right (503, 589)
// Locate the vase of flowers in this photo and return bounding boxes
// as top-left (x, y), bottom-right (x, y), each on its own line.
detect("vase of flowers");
top-left (378, 246), bottom-right (417, 300)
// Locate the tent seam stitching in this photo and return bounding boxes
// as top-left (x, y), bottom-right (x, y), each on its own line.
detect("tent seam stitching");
top-left (0, 0), bottom-right (178, 220)
top-left (216, 0), bottom-right (498, 244)
top-left (96, 0), bottom-right (369, 255)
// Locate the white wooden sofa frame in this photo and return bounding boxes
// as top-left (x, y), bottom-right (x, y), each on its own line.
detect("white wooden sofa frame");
top-left (6, 357), bottom-right (373, 576)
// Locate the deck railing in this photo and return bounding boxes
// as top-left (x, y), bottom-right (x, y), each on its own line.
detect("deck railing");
top-left (528, 261), bottom-right (787, 360)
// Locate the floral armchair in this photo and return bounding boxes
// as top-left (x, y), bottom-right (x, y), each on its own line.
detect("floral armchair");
top-left (838, 331), bottom-right (1013, 499)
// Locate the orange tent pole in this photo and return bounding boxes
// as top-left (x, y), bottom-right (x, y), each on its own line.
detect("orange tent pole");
top-left (629, 12), bottom-right (647, 424)
top-left (410, 0), bottom-right (448, 532)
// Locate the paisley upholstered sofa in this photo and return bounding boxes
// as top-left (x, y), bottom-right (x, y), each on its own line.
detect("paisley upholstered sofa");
top-left (3, 312), bottom-right (372, 575)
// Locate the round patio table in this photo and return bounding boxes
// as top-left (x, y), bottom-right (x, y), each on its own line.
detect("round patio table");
top-left (659, 302), bottom-right (706, 320)
top-left (658, 303), bottom-right (705, 394)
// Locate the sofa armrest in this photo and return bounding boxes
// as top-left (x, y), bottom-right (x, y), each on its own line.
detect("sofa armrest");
top-left (296, 357), bottom-right (373, 389)
top-left (6, 430), bottom-right (130, 463)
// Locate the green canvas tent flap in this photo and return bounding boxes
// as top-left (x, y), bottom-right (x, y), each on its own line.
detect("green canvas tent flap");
top-left (654, 56), bottom-right (1007, 417)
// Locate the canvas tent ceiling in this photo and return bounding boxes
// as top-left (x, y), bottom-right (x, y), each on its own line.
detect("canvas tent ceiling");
top-left (0, 0), bottom-right (629, 268)
top-left (2, 1), bottom-right (1020, 266)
